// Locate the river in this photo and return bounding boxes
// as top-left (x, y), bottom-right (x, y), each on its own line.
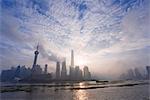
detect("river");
top-left (0, 80), bottom-right (149, 100)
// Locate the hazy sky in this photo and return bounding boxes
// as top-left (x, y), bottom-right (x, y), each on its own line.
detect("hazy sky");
top-left (0, 0), bottom-right (149, 79)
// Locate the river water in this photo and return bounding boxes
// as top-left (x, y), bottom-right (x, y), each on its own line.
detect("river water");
top-left (0, 81), bottom-right (149, 100)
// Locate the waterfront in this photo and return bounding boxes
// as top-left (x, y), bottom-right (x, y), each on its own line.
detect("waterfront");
top-left (0, 80), bottom-right (149, 100)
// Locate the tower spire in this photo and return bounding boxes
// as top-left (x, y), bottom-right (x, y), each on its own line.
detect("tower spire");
top-left (37, 42), bottom-right (39, 51)
top-left (32, 43), bottom-right (39, 68)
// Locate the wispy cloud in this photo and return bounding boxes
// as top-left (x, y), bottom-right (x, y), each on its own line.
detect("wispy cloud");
top-left (0, 0), bottom-right (149, 79)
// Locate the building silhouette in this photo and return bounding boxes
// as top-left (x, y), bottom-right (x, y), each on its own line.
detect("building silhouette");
top-left (75, 66), bottom-right (80, 80)
top-left (1, 48), bottom-right (92, 82)
top-left (127, 69), bottom-right (135, 80)
top-left (1, 44), bottom-right (53, 82)
top-left (69, 50), bottom-right (75, 80)
top-left (32, 44), bottom-right (39, 68)
top-left (55, 61), bottom-right (61, 80)
top-left (134, 68), bottom-right (143, 80)
top-left (61, 59), bottom-right (67, 80)
top-left (71, 50), bottom-right (74, 67)
top-left (79, 69), bottom-right (83, 80)
top-left (83, 66), bottom-right (91, 80)
top-left (32, 44), bottom-right (41, 75)
top-left (119, 67), bottom-right (148, 80)
top-left (1, 66), bottom-right (31, 82)
top-left (75, 66), bottom-right (83, 80)
top-left (44, 64), bottom-right (48, 74)
top-left (69, 66), bottom-right (75, 80)
top-left (146, 66), bottom-right (150, 79)
top-left (29, 44), bottom-right (52, 82)
top-left (15, 65), bottom-right (21, 78)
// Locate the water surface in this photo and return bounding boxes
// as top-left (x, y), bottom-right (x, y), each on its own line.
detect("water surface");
top-left (1, 81), bottom-right (149, 100)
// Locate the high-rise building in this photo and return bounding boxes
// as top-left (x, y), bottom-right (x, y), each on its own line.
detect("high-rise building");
top-left (34, 65), bottom-right (42, 75)
top-left (83, 66), bottom-right (91, 80)
top-left (74, 66), bottom-right (83, 80)
top-left (15, 65), bottom-right (21, 78)
top-left (146, 66), bottom-right (150, 79)
top-left (79, 69), bottom-right (83, 80)
top-left (71, 50), bottom-right (74, 67)
top-left (70, 50), bottom-right (75, 79)
top-left (134, 68), bottom-right (143, 80)
top-left (127, 69), bottom-right (135, 80)
top-left (56, 62), bottom-right (60, 80)
top-left (69, 66), bottom-right (75, 80)
top-left (75, 66), bottom-right (80, 80)
top-left (61, 59), bottom-right (67, 80)
top-left (44, 64), bottom-right (48, 74)
top-left (1, 65), bottom-right (32, 82)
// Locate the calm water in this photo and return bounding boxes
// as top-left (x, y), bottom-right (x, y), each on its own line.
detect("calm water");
top-left (0, 81), bottom-right (149, 100)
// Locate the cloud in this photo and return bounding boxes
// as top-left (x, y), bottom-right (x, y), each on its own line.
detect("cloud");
top-left (39, 44), bottom-right (64, 62)
top-left (0, 0), bottom-right (149, 79)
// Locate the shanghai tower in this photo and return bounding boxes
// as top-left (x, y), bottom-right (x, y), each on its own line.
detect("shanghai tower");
top-left (71, 50), bottom-right (74, 67)
top-left (70, 50), bottom-right (75, 79)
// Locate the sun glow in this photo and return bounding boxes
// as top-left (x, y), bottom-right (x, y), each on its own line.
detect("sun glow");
top-left (73, 83), bottom-right (88, 100)
top-left (75, 56), bottom-right (87, 66)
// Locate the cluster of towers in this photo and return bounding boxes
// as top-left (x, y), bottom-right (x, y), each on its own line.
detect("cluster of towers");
top-left (0, 44), bottom-right (51, 82)
top-left (31, 44), bottom-right (91, 81)
top-left (55, 50), bottom-right (91, 81)
top-left (1, 44), bottom-right (91, 82)
top-left (30, 44), bottom-right (51, 81)
top-left (120, 66), bottom-right (150, 80)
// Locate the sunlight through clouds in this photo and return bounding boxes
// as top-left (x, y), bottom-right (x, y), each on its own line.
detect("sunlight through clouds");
top-left (0, 0), bottom-right (149, 79)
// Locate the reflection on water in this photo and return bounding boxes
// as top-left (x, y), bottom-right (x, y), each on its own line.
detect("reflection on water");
top-left (1, 81), bottom-right (149, 100)
top-left (73, 83), bottom-right (88, 100)
top-left (73, 90), bottom-right (88, 100)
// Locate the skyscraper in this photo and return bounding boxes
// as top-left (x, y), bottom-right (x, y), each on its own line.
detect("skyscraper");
top-left (83, 66), bottom-right (91, 80)
top-left (75, 66), bottom-right (80, 80)
top-left (146, 66), bottom-right (150, 79)
top-left (74, 66), bottom-right (83, 80)
top-left (70, 50), bottom-right (75, 80)
top-left (44, 64), bottom-right (48, 74)
top-left (134, 68), bottom-right (143, 80)
top-left (71, 50), bottom-right (74, 67)
top-left (69, 66), bottom-right (75, 80)
top-left (61, 59), bottom-right (67, 80)
top-left (127, 69), bottom-right (135, 80)
top-left (56, 61), bottom-right (60, 80)
top-left (79, 69), bottom-right (83, 80)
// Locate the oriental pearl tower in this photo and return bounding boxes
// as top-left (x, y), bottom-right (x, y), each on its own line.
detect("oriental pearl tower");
top-left (32, 44), bottom-right (39, 69)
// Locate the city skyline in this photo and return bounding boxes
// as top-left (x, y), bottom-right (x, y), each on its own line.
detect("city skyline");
top-left (0, 0), bottom-right (149, 79)
top-left (55, 49), bottom-right (91, 81)
top-left (1, 46), bottom-right (92, 82)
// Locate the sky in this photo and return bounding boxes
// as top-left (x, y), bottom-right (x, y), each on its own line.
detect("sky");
top-left (0, 0), bottom-right (150, 79)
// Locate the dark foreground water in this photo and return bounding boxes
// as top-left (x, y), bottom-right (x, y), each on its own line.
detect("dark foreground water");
top-left (0, 81), bottom-right (150, 100)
